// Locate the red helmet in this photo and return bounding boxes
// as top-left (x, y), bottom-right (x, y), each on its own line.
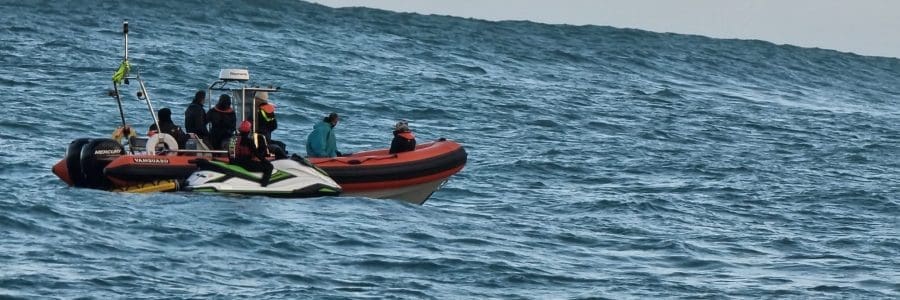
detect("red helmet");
top-left (238, 120), bottom-right (251, 133)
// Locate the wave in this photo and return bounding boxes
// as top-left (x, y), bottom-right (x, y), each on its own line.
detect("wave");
top-left (1, 0), bottom-right (899, 298)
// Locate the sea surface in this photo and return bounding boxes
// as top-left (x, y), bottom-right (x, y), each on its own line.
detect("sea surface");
top-left (1, 0), bottom-right (899, 298)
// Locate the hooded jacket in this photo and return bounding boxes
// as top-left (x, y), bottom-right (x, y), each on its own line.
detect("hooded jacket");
top-left (148, 108), bottom-right (188, 147)
top-left (306, 121), bottom-right (338, 158)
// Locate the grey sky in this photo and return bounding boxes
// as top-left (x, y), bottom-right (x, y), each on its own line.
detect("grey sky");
top-left (311, 0), bottom-right (900, 59)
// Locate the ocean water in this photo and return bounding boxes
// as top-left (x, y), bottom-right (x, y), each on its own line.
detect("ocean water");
top-left (1, 0), bottom-right (899, 298)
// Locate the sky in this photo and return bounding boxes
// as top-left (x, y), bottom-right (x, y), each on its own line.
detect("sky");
top-left (311, 0), bottom-right (900, 59)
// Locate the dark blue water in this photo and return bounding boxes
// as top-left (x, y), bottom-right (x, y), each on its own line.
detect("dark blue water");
top-left (2, 0), bottom-right (899, 298)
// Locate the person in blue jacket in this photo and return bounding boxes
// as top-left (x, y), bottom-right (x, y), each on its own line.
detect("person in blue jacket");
top-left (306, 112), bottom-right (346, 158)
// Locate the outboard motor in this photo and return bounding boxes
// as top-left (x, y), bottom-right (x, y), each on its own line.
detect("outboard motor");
top-left (78, 138), bottom-right (126, 189)
top-left (64, 138), bottom-right (93, 187)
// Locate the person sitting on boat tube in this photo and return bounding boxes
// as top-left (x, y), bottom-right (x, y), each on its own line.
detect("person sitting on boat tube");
top-left (306, 112), bottom-right (347, 158)
top-left (231, 120), bottom-right (273, 187)
top-left (389, 120), bottom-right (416, 154)
top-left (148, 108), bottom-right (188, 148)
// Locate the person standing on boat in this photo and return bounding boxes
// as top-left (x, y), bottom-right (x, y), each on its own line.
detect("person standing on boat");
top-left (184, 90), bottom-right (209, 142)
top-left (254, 91), bottom-right (287, 158)
top-left (232, 120), bottom-right (273, 187)
top-left (254, 91), bottom-right (277, 141)
top-left (206, 94), bottom-right (237, 150)
top-left (306, 112), bottom-right (345, 158)
top-left (389, 120), bottom-right (416, 154)
top-left (148, 108), bottom-right (188, 147)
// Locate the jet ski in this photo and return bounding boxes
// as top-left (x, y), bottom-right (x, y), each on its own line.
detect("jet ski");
top-left (185, 156), bottom-right (341, 198)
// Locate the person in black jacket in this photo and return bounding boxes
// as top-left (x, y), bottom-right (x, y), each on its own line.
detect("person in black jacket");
top-left (206, 94), bottom-right (237, 150)
top-left (254, 91), bottom-right (276, 142)
top-left (254, 91), bottom-right (287, 158)
top-left (184, 90), bottom-right (209, 141)
top-left (148, 108), bottom-right (188, 147)
top-left (389, 120), bottom-right (416, 154)
top-left (231, 120), bottom-right (273, 187)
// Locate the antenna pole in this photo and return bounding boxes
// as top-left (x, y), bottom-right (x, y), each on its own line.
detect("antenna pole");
top-left (113, 20), bottom-right (131, 153)
top-left (123, 21), bottom-right (128, 61)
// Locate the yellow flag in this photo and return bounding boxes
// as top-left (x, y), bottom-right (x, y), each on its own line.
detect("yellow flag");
top-left (112, 60), bottom-right (130, 84)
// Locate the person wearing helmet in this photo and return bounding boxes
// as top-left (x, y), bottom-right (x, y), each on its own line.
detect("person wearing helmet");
top-left (389, 120), bottom-right (416, 154)
top-left (231, 120), bottom-right (273, 187)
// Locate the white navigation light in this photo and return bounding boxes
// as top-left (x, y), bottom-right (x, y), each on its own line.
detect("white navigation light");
top-left (219, 69), bottom-right (249, 81)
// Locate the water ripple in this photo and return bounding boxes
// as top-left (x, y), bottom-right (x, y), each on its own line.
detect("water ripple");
top-left (0, 0), bottom-right (898, 298)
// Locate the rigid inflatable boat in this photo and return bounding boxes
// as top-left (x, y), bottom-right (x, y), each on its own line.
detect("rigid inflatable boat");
top-left (52, 137), bottom-right (466, 204)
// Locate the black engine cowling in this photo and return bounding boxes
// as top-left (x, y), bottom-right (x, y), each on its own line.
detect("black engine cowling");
top-left (76, 138), bottom-right (125, 189)
top-left (64, 138), bottom-right (93, 187)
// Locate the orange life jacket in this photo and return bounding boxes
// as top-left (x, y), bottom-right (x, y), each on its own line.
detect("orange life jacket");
top-left (259, 103), bottom-right (275, 114)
